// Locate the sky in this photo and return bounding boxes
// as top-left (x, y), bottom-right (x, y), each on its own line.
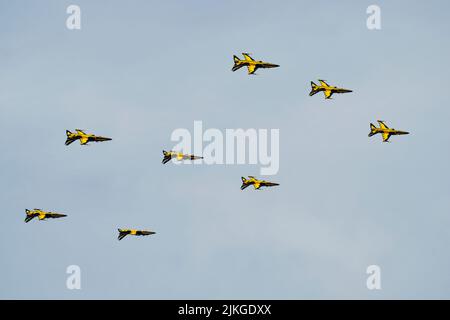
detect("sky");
top-left (1, 0), bottom-right (450, 299)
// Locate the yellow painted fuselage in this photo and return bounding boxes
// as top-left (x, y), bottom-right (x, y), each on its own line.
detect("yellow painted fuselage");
top-left (310, 80), bottom-right (352, 99)
top-left (65, 129), bottom-right (112, 146)
top-left (369, 121), bottom-right (409, 142)
top-left (118, 228), bottom-right (155, 240)
top-left (162, 150), bottom-right (203, 164)
top-left (24, 208), bottom-right (67, 223)
top-left (232, 53), bottom-right (279, 75)
top-left (240, 176), bottom-right (279, 190)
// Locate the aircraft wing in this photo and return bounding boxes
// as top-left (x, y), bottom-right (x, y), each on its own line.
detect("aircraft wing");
top-left (80, 137), bottom-right (89, 145)
top-left (378, 121), bottom-right (389, 129)
top-left (324, 90), bottom-right (333, 99)
top-left (242, 53), bottom-right (254, 61)
top-left (319, 80), bottom-right (330, 87)
top-left (382, 133), bottom-right (391, 142)
top-left (247, 64), bottom-right (257, 75)
top-left (253, 183), bottom-right (261, 190)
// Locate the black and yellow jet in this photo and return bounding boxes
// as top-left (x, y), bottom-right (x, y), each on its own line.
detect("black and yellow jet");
top-left (118, 229), bottom-right (156, 241)
top-left (162, 150), bottom-right (203, 164)
top-left (241, 176), bottom-right (279, 190)
top-left (368, 120), bottom-right (409, 142)
top-left (232, 53), bottom-right (279, 75)
top-left (65, 129), bottom-right (112, 146)
top-left (309, 79), bottom-right (352, 99)
top-left (24, 208), bottom-right (67, 223)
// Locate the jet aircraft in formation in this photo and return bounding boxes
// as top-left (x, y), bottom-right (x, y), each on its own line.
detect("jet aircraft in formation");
top-left (162, 150), bottom-right (203, 164)
top-left (23, 52), bottom-right (409, 243)
top-left (232, 53), bottom-right (279, 75)
top-left (241, 176), bottom-right (279, 190)
top-left (368, 120), bottom-right (409, 142)
top-left (118, 229), bottom-right (156, 241)
top-left (24, 209), bottom-right (67, 223)
top-left (309, 79), bottom-right (352, 99)
top-left (65, 129), bottom-right (112, 146)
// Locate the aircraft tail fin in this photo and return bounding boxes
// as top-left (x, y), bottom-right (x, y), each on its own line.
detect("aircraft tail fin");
top-left (118, 229), bottom-right (127, 241)
top-left (24, 209), bottom-right (33, 223)
top-left (240, 177), bottom-right (250, 190)
top-left (65, 130), bottom-right (77, 146)
top-left (232, 55), bottom-right (244, 72)
top-left (309, 81), bottom-right (319, 96)
top-left (368, 123), bottom-right (377, 137)
top-left (162, 150), bottom-right (172, 164)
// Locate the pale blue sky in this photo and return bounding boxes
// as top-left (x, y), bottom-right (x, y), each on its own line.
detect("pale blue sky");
top-left (1, 0), bottom-right (450, 299)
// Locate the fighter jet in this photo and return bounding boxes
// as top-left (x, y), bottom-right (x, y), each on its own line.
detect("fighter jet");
top-left (232, 53), bottom-right (279, 75)
top-left (368, 120), bottom-right (409, 142)
top-left (65, 129), bottom-right (112, 146)
top-left (241, 176), bottom-right (279, 190)
top-left (24, 209), bottom-right (67, 223)
top-left (162, 150), bottom-right (203, 164)
top-left (118, 229), bottom-right (156, 241)
top-left (309, 79), bottom-right (352, 99)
